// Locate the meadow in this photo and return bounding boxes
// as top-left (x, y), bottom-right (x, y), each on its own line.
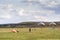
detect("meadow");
top-left (0, 28), bottom-right (60, 40)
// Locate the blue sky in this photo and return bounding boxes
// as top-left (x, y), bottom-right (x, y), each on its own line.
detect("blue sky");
top-left (0, 0), bottom-right (60, 24)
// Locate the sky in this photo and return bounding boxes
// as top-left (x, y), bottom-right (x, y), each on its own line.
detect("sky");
top-left (0, 0), bottom-right (60, 24)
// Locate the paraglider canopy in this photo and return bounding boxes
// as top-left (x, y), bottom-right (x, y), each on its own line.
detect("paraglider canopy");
top-left (38, 22), bottom-right (45, 26)
top-left (49, 22), bottom-right (56, 25)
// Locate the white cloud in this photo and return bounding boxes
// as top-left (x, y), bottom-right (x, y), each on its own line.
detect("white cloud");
top-left (39, 10), bottom-right (55, 15)
top-left (34, 15), bottom-right (48, 21)
top-left (0, 4), bottom-right (14, 11)
top-left (34, 16), bottom-right (45, 19)
top-left (34, 15), bottom-right (53, 22)
top-left (27, 0), bottom-right (39, 5)
top-left (28, 0), bottom-right (32, 2)
top-left (7, 4), bottom-right (14, 11)
top-left (34, 14), bottom-right (60, 22)
top-left (18, 9), bottom-right (24, 16)
top-left (32, 9), bottom-right (56, 22)
top-left (16, 8), bottom-right (28, 16)
top-left (39, 0), bottom-right (60, 8)
top-left (47, 1), bottom-right (59, 8)
top-left (0, 4), bottom-right (15, 19)
top-left (0, 14), bottom-right (12, 19)
top-left (25, 9), bottom-right (55, 15)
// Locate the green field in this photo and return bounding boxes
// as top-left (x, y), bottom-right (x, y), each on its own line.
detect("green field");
top-left (0, 28), bottom-right (60, 40)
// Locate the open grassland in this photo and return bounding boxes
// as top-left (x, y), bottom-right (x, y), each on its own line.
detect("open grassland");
top-left (0, 28), bottom-right (60, 40)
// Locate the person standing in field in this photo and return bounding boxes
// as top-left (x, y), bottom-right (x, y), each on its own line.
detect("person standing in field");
top-left (29, 28), bottom-right (31, 32)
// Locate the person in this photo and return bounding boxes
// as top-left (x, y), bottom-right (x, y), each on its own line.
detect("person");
top-left (29, 28), bottom-right (31, 32)
top-left (17, 30), bottom-right (19, 33)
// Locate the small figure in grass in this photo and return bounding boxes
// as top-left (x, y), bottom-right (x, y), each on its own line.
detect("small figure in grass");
top-left (29, 28), bottom-right (31, 32)
top-left (17, 30), bottom-right (19, 33)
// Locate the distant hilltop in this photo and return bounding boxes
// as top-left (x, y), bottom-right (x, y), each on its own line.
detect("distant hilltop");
top-left (0, 21), bottom-right (60, 28)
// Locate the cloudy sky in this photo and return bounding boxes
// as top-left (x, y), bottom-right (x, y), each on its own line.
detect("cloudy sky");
top-left (0, 0), bottom-right (60, 24)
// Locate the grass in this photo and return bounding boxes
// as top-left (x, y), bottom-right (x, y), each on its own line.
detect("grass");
top-left (0, 28), bottom-right (60, 40)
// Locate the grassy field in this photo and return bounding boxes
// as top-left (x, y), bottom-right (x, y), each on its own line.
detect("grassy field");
top-left (0, 28), bottom-right (60, 40)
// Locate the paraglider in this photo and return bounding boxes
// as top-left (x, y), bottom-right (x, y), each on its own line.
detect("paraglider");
top-left (49, 22), bottom-right (56, 26)
top-left (49, 22), bottom-right (56, 29)
top-left (38, 22), bottom-right (45, 26)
